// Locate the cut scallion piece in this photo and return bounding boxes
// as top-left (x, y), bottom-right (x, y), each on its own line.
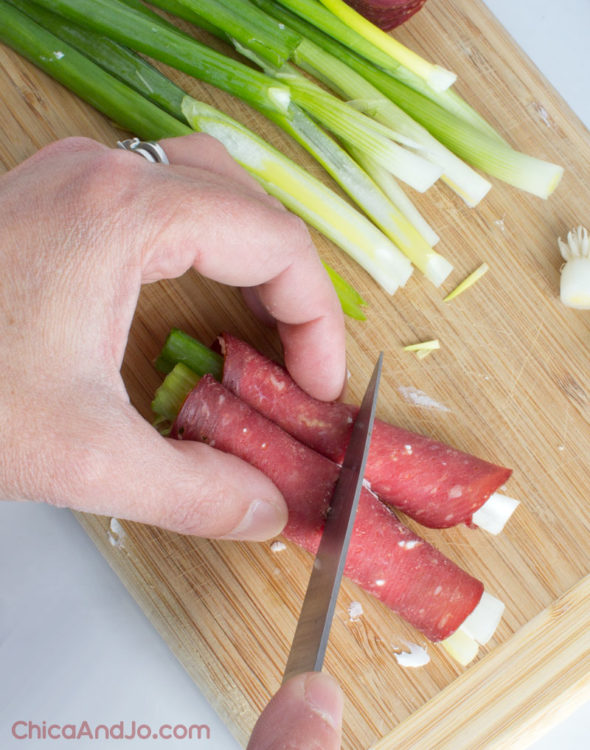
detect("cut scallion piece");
top-left (444, 263), bottom-right (489, 302)
top-left (403, 339), bottom-right (440, 353)
top-left (152, 362), bottom-right (200, 431)
top-left (155, 329), bottom-right (224, 378)
top-left (558, 225), bottom-right (590, 309)
top-left (316, 0), bottom-right (456, 92)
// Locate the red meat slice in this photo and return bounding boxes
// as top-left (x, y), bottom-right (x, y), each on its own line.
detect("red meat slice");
top-left (345, 0), bottom-right (428, 30)
top-left (219, 333), bottom-right (512, 529)
top-left (172, 375), bottom-right (484, 642)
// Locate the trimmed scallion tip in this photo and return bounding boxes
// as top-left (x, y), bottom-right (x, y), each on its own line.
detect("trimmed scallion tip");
top-left (558, 225), bottom-right (590, 309)
top-left (316, 0), bottom-right (456, 92)
top-left (443, 263), bottom-right (489, 302)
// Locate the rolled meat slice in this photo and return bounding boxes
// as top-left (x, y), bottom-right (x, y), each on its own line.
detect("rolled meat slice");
top-left (172, 374), bottom-right (485, 643)
top-left (218, 333), bottom-right (513, 530)
top-left (344, 1), bottom-right (429, 31)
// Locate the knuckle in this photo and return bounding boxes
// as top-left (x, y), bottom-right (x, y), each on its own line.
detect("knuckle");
top-left (38, 136), bottom-right (101, 160)
top-left (192, 132), bottom-right (230, 159)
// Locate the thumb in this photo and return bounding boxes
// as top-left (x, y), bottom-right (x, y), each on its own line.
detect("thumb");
top-left (32, 389), bottom-right (287, 541)
top-left (247, 673), bottom-right (343, 750)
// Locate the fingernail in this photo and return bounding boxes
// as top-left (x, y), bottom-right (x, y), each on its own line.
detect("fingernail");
top-left (303, 673), bottom-right (344, 730)
top-left (224, 499), bottom-right (287, 541)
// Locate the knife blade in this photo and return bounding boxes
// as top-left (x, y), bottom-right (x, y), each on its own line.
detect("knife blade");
top-left (282, 352), bottom-right (383, 683)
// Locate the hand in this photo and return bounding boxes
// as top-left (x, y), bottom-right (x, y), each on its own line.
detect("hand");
top-left (247, 673), bottom-right (343, 750)
top-left (0, 134), bottom-right (346, 539)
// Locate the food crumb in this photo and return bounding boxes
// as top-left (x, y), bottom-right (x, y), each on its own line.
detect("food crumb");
top-left (394, 642), bottom-right (430, 668)
top-left (348, 601), bottom-right (363, 622)
top-left (270, 541), bottom-right (286, 552)
top-left (107, 518), bottom-right (125, 549)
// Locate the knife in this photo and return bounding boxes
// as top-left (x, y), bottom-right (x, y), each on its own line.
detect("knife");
top-left (283, 352), bottom-right (383, 683)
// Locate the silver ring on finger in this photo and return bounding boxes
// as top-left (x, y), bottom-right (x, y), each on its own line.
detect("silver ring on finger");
top-left (116, 137), bottom-right (170, 165)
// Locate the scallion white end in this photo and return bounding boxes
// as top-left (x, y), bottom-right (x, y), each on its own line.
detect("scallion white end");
top-left (558, 226), bottom-right (590, 309)
top-left (459, 592), bottom-right (505, 646)
top-left (441, 628), bottom-right (479, 666)
top-left (472, 493), bottom-right (520, 535)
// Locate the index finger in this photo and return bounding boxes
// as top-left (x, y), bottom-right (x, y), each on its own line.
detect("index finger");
top-left (144, 135), bottom-right (347, 401)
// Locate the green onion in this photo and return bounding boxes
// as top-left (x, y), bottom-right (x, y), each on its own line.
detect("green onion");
top-left (155, 328), bottom-right (224, 377)
top-left (155, 329), bottom-right (219, 376)
top-left (292, 38), bottom-right (492, 206)
top-left (31, 0), bottom-right (292, 116)
top-left (9, 0), bottom-right (187, 120)
top-left (253, 0), bottom-right (505, 142)
top-left (0, 1), bottom-right (190, 140)
top-left (182, 97), bottom-right (413, 294)
top-left (174, 0), bottom-right (301, 68)
top-left (251, 0), bottom-right (562, 198)
top-left (152, 362), bottom-right (200, 431)
top-left (348, 149), bottom-right (440, 247)
top-left (274, 65), bottom-right (442, 193)
top-left (316, 0), bottom-right (456, 92)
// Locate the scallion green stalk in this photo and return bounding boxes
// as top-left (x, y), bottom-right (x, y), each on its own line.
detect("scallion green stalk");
top-left (155, 328), bottom-right (224, 376)
top-left (0, 1), bottom-right (191, 140)
top-left (174, 0), bottom-right (301, 68)
top-left (31, 0), bottom-right (292, 116)
top-left (9, 0), bottom-right (187, 120)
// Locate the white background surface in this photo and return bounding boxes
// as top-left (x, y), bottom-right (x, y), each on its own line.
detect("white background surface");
top-left (1, 1), bottom-right (589, 748)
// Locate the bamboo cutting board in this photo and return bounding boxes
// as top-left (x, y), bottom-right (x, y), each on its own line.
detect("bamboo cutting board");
top-left (1, 1), bottom-right (590, 747)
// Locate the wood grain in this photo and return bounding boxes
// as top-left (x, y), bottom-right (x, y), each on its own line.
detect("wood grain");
top-left (371, 574), bottom-right (590, 749)
top-left (2, 0), bottom-right (590, 747)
